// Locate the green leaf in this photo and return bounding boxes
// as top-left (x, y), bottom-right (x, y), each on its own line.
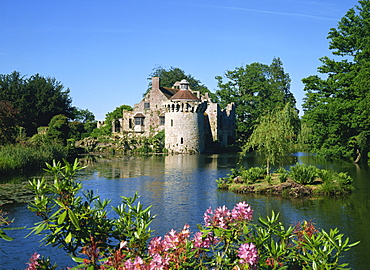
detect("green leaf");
top-left (68, 209), bottom-right (81, 230)
top-left (58, 210), bottom-right (67, 225)
top-left (0, 231), bottom-right (13, 241)
top-left (71, 256), bottom-right (85, 263)
top-left (65, 232), bottom-right (72, 243)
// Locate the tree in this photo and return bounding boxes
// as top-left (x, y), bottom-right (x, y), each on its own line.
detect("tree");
top-left (91, 104), bottom-right (132, 137)
top-left (70, 108), bottom-right (96, 139)
top-left (72, 107), bottom-right (95, 123)
top-left (147, 66), bottom-right (217, 100)
top-left (0, 100), bottom-right (19, 144)
top-left (301, 0), bottom-right (370, 160)
top-left (243, 103), bottom-right (297, 174)
top-left (47, 114), bottom-right (70, 145)
top-left (0, 71), bottom-right (74, 135)
top-left (215, 58), bottom-right (297, 142)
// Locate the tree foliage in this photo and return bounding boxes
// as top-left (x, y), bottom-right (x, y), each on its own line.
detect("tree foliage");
top-left (47, 114), bottom-right (70, 145)
top-left (69, 108), bottom-right (96, 140)
top-left (0, 100), bottom-right (19, 144)
top-left (0, 71), bottom-right (74, 135)
top-left (243, 103), bottom-right (297, 174)
top-left (302, 0), bottom-right (370, 160)
top-left (91, 104), bottom-right (133, 137)
top-left (215, 57), bottom-right (297, 142)
top-left (71, 107), bottom-right (95, 123)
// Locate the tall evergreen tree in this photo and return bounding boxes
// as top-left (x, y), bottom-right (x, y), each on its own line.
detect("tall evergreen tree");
top-left (302, 0), bottom-right (370, 160)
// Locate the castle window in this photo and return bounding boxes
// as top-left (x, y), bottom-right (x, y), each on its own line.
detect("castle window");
top-left (160, 116), bottom-right (165, 125)
top-left (171, 119), bottom-right (173, 127)
top-left (129, 119), bottom-right (133, 129)
top-left (144, 102), bottom-right (150, 109)
top-left (135, 118), bottom-right (144, 126)
top-left (180, 137), bottom-right (184, 144)
top-left (134, 113), bottom-right (145, 126)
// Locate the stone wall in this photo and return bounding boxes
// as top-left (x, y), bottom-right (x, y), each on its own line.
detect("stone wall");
top-left (164, 100), bottom-right (207, 153)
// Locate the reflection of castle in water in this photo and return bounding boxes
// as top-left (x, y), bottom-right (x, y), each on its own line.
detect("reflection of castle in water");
top-left (93, 154), bottom-right (239, 180)
top-left (90, 154), bottom-right (240, 230)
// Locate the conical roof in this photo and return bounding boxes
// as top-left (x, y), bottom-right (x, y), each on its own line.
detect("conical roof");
top-left (170, 89), bottom-right (200, 101)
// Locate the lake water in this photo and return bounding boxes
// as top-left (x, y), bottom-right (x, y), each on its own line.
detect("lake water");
top-left (1, 153), bottom-right (369, 269)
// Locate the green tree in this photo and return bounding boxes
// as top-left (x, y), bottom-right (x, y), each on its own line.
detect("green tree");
top-left (72, 107), bottom-right (95, 123)
top-left (70, 108), bottom-right (96, 139)
top-left (0, 100), bottom-right (19, 144)
top-left (147, 66), bottom-right (216, 100)
top-left (0, 72), bottom-right (74, 135)
top-left (215, 58), bottom-right (296, 142)
top-left (47, 114), bottom-right (70, 144)
top-left (302, 0), bottom-right (370, 160)
top-left (243, 103), bottom-right (297, 174)
top-left (91, 104), bottom-right (132, 137)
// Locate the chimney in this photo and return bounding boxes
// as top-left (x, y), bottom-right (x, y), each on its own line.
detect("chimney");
top-left (152, 77), bottom-right (160, 90)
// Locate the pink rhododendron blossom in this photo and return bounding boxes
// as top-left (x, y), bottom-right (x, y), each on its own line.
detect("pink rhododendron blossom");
top-left (149, 236), bottom-right (165, 254)
top-left (203, 207), bottom-right (213, 226)
top-left (238, 243), bottom-right (259, 269)
top-left (204, 202), bottom-right (253, 229)
top-left (204, 205), bottom-right (232, 229)
top-left (124, 256), bottom-right (148, 270)
top-left (231, 201), bottom-right (253, 222)
top-left (193, 231), bottom-right (211, 248)
top-left (149, 253), bottom-right (169, 269)
top-left (25, 253), bottom-right (40, 270)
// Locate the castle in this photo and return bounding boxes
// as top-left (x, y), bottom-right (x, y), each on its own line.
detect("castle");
top-left (112, 77), bottom-right (236, 154)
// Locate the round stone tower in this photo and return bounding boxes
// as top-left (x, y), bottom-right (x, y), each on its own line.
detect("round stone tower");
top-left (163, 79), bottom-right (207, 154)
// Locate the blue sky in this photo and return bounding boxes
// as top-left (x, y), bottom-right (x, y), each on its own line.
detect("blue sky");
top-left (1, 0), bottom-right (358, 120)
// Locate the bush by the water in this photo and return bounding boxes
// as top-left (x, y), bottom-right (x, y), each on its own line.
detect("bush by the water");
top-left (289, 163), bottom-right (317, 185)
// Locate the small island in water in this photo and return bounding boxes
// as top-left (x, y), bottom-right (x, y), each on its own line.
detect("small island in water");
top-left (217, 163), bottom-right (354, 197)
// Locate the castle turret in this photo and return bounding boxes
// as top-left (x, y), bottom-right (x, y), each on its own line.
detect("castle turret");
top-left (163, 80), bottom-right (207, 153)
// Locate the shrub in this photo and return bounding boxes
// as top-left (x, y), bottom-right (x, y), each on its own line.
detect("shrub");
top-left (241, 166), bottom-right (266, 183)
top-left (276, 167), bottom-right (289, 183)
top-left (289, 163), bottom-right (318, 185)
top-left (265, 174), bottom-right (272, 185)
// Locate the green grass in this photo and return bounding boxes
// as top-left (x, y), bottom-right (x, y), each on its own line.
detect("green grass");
top-left (0, 143), bottom-right (69, 176)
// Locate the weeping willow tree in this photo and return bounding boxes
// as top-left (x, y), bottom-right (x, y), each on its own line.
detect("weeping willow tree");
top-left (242, 103), bottom-right (298, 174)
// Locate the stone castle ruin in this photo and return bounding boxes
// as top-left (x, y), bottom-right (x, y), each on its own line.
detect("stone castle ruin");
top-left (112, 77), bottom-right (236, 154)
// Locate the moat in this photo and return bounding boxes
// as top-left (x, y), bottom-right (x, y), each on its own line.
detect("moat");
top-left (1, 153), bottom-right (369, 269)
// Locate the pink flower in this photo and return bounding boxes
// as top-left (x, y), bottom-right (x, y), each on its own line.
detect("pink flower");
top-left (231, 201), bottom-right (253, 222)
top-left (149, 236), bottom-right (165, 255)
top-left (25, 253), bottom-right (40, 270)
top-left (124, 256), bottom-right (148, 270)
top-left (149, 253), bottom-right (169, 269)
top-left (192, 231), bottom-right (217, 248)
top-left (238, 243), bottom-right (259, 269)
top-left (203, 207), bottom-right (213, 226)
top-left (204, 205), bottom-right (232, 229)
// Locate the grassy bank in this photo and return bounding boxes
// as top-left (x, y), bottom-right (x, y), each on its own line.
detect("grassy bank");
top-left (217, 164), bottom-right (355, 197)
top-left (0, 143), bottom-right (73, 177)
